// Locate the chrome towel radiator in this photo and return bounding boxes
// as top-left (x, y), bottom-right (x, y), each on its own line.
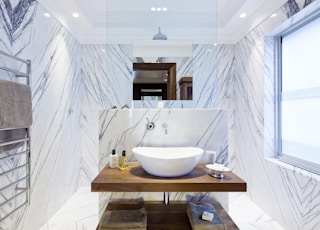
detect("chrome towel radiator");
top-left (0, 50), bottom-right (31, 223)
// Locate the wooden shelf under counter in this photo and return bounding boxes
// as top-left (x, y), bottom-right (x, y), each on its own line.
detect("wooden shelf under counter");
top-left (97, 201), bottom-right (240, 230)
top-left (91, 162), bottom-right (246, 192)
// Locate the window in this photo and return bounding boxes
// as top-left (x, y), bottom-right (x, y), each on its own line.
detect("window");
top-left (277, 14), bottom-right (320, 174)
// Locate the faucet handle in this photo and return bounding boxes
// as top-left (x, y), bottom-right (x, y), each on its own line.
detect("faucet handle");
top-left (161, 123), bottom-right (168, 129)
top-left (162, 123), bottom-right (168, 135)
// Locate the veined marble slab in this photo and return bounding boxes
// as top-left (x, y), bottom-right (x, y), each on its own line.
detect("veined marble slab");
top-left (0, 1), bottom-right (82, 230)
top-left (233, 0), bottom-right (320, 229)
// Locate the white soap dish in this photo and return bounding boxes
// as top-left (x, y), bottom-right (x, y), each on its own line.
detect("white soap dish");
top-left (206, 163), bottom-right (230, 179)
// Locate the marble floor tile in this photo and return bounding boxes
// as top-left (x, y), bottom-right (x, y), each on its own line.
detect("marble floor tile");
top-left (40, 187), bottom-right (99, 230)
top-left (228, 193), bottom-right (284, 230)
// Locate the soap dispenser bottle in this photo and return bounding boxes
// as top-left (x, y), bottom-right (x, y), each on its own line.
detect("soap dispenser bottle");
top-left (119, 150), bottom-right (128, 170)
top-left (109, 149), bottom-right (118, 168)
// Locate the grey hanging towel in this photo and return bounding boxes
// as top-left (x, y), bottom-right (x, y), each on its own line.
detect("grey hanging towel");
top-left (0, 79), bottom-right (32, 129)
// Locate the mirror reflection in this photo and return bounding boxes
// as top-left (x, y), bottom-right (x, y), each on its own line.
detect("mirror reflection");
top-left (133, 57), bottom-right (193, 100)
top-left (133, 63), bottom-right (176, 100)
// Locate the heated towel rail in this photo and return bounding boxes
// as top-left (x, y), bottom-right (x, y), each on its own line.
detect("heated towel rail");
top-left (0, 50), bottom-right (31, 223)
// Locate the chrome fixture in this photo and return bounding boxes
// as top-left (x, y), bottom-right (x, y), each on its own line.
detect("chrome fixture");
top-left (164, 192), bottom-right (170, 205)
top-left (0, 50), bottom-right (31, 223)
top-left (162, 122), bottom-right (168, 135)
top-left (153, 27), bottom-right (167, 40)
top-left (146, 118), bottom-right (155, 130)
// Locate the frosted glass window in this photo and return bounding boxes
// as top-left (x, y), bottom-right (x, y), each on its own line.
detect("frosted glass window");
top-left (282, 16), bottom-right (320, 92)
top-left (279, 15), bottom-right (320, 173)
top-left (281, 98), bottom-right (320, 165)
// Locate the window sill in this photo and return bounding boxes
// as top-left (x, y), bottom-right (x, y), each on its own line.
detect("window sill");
top-left (265, 157), bottom-right (320, 182)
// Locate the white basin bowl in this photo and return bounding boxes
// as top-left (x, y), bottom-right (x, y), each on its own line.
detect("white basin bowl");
top-left (132, 147), bottom-right (204, 177)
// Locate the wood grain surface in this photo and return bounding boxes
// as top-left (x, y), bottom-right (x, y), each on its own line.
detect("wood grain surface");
top-left (91, 162), bottom-right (246, 192)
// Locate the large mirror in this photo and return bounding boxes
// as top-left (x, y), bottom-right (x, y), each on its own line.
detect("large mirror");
top-left (133, 41), bottom-right (193, 100)
top-left (133, 58), bottom-right (193, 100)
top-left (133, 62), bottom-right (177, 100)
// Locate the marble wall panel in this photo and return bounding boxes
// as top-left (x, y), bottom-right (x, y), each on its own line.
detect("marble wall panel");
top-left (80, 43), bottom-right (236, 184)
top-left (99, 109), bottom-right (228, 169)
top-left (0, 1), bottom-right (83, 229)
top-left (233, 0), bottom-right (320, 229)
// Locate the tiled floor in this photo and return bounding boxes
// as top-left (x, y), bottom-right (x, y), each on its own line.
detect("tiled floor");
top-left (40, 187), bottom-right (99, 230)
top-left (228, 193), bottom-right (284, 230)
top-left (40, 188), bottom-right (284, 230)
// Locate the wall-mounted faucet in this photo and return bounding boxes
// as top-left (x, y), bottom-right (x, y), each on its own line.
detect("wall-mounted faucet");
top-left (162, 123), bottom-right (168, 135)
top-left (146, 118), bottom-right (155, 130)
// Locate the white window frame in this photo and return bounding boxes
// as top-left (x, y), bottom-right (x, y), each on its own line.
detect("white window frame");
top-left (275, 12), bottom-right (320, 175)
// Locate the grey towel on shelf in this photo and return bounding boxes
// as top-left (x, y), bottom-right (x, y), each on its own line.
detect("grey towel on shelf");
top-left (99, 208), bottom-right (147, 230)
top-left (0, 128), bottom-right (27, 153)
top-left (187, 203), bottom-right (226, 230)
top-left (0, 79), bottom-right (32, 129)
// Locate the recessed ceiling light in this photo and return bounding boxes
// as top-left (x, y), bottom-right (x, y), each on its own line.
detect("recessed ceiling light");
top-left (240, 13), bottom-right (247, 18)
top-left (213, 43), bottom-right (218, 46)
top-left (151, 7), bottom-right (168, 12)
top-left (72, 12), bottom-right (80, 18)
top-left (270, 13), bottom-right (277, 18)
top-left (44, 12), bottom-right (51, 18)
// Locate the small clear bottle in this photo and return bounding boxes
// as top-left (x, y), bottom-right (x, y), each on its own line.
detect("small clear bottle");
top-left (119, 150), bottom-right (128, 170)
top-left (109, 149), bottom-right (118, 168)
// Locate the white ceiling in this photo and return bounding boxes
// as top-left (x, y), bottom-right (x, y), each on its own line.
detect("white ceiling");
top-left (39, 0), bottom-right (287, 44)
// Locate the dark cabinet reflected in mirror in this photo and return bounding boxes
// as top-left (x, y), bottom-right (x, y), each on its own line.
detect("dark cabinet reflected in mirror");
top-left (132, 58), bottom-right (193, 101)
top-left (133, 63), bottom-right (177, 100)
top-left (179, 77), bottom-right (193, 100)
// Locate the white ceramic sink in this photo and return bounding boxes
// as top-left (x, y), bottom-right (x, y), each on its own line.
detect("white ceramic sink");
top-left (132, 147), bottom-right (204, 177)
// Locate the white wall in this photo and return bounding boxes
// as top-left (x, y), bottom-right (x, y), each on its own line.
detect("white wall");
top-left (233, 0), bottom-right (320, 229)
top-left (0, 1), bottom-right (83, 229)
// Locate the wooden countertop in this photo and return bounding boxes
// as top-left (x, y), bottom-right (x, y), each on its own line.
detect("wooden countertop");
top-left (91, 162), bottom-right (246, 192)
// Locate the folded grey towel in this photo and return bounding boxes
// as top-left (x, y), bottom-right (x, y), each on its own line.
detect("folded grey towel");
top-left (187, 203), bottom-right (226, 230)
top-left (0, 79), bottom-right (32, 129)
top-left (99, 208), bottom-right (147, 229)
top-left (0, 128), bottom-right (27, 153)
